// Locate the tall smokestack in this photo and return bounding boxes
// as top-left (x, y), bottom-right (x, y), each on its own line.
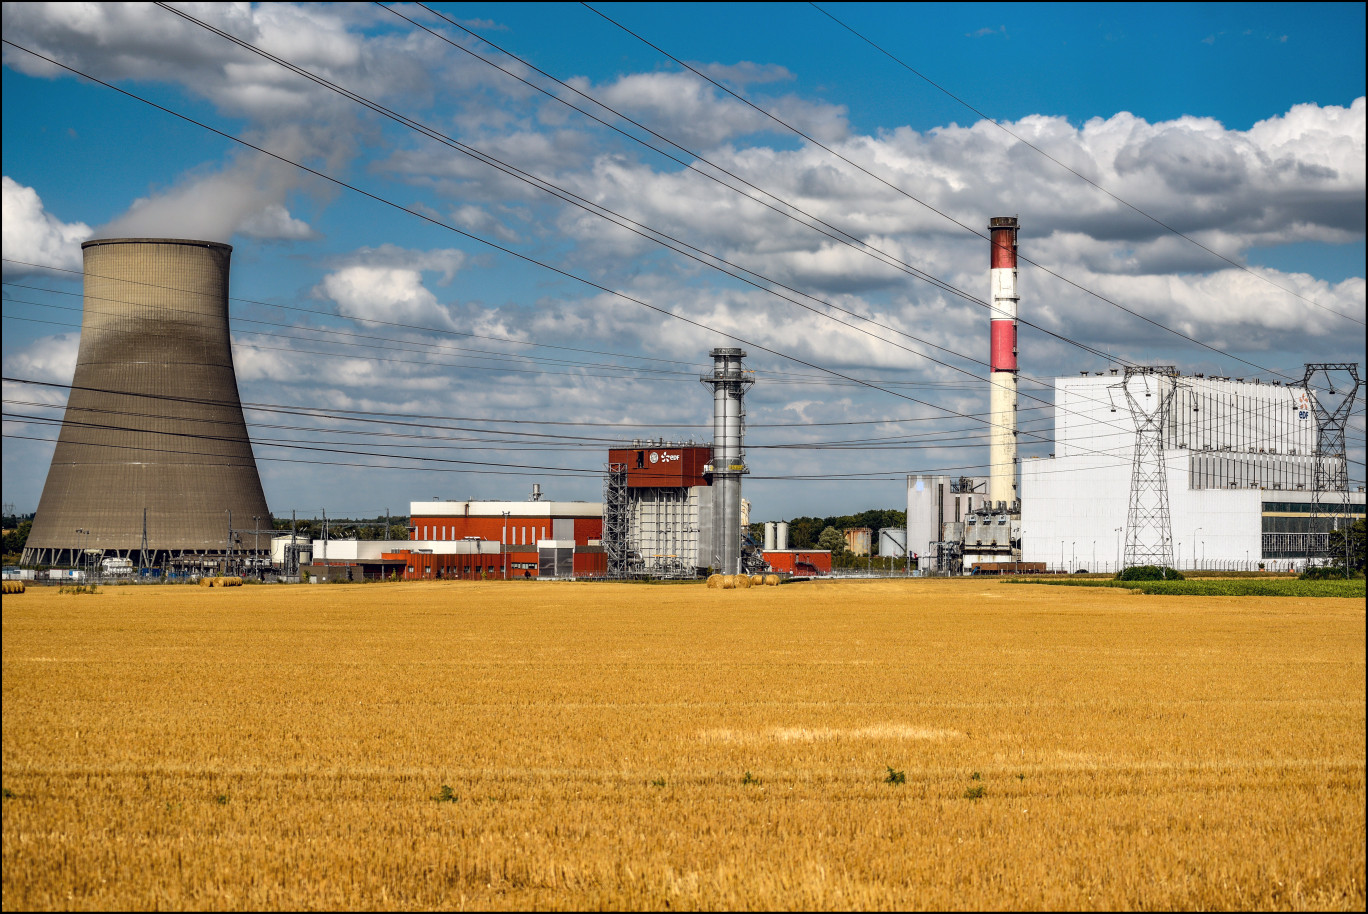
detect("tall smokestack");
top-left (988, 217), bottom-right (1019, 510)
top-left (703, 347), bottom-right (752, 574)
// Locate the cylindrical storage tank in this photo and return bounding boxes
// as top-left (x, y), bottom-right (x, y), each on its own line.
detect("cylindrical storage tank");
top-left (878, 527), bottom-right (908, 558)
top-left (776, 521), bottom-right (789, 551)
top-left (22, 239), bottom-right (270, 567)
top-left (764, 522), bottom-right (776, 551)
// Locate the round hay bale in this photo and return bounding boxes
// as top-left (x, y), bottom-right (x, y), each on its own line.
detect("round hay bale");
top-left (749, 574), bottom-right (764, 585)
top-left (733, 574), bottom-right (752, 589)
top-left (719, 575), bottom-right (736, 589)
top-left (2, 580), bottom-right (24, 594)
top-left (764, 574), bottom-right (780, 586)
top-left (706, 574), bottom-right (723, 588)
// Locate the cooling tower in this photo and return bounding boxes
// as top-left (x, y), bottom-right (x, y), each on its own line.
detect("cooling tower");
top-left (22, 239), bottom-right (271, 568)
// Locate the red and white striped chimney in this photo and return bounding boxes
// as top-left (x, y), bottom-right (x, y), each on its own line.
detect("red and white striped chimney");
top-left (988, 216), bottom-right (1019, 510)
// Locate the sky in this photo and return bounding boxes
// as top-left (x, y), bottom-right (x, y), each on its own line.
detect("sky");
top-left (2, 1), bottom-right (1365, 522)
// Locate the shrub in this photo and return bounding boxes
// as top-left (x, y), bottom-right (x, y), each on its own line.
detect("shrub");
top-left (432, 784), bottom-right (458, 803)
top-left (884, 766), bottom-right (906, 785)
top-left (741, 771), bottom-right (760, 786)
top-left (1300, 564), bottom-right (1357, 580)
top-left (964, 785), bottom-right (986, 800)
top-left (1115, 565), bottom-right (1184, 581)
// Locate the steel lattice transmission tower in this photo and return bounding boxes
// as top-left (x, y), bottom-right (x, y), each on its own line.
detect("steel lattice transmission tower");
top-left (1118, 366), bottom-right (1179, 571)
top-left (602, 462), bottom-right (631, 578)
top-left (1302, 363), bottom-right (1360, 568)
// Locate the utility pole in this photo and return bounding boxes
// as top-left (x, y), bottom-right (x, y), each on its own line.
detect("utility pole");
top-left (1117, 366), bottom-right (1179, 574)
top-left (1303, 363), bottom-right (1360, 575)
top-left (140, 507), bottom-right (149, 579)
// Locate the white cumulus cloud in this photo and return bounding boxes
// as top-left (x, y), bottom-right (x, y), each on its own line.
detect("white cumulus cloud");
top-left (2, 176), bottom-right (91, 276)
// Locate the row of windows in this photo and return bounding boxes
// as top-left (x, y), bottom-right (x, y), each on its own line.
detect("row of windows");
top-left (1262, 532), bottom-right (1337, 558)
top-left (1262, 516), bottom-right (1357, 534)
top-left (1262, 502), bottom-right (1365, 515)
top-left (416, 523), bottom-right (550, 544)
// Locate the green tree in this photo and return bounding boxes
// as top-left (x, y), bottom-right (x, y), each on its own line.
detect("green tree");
top-left (1326, 517), bottom-right (1366, 574)
top-left (817, 526), bottom-right (846, 554)
top-left (2, 519), bottom-right (32, 560)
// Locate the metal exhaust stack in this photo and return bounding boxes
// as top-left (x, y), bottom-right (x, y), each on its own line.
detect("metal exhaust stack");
top-left (988, 217), bottom-right (1020, 510)
top-left (703, 347), bottom-right (752, 574)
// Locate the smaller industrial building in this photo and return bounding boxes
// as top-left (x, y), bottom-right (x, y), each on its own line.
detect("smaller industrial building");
top-left (302, 493), bottom-right (605, 581)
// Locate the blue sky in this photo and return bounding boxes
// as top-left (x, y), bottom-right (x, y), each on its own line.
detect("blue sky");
top-left (3, 2), bottom-right (1365, 520)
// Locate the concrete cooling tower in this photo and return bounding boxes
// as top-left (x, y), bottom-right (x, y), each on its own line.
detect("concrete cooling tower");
top-left (22, 239), bottom-right (271, 569)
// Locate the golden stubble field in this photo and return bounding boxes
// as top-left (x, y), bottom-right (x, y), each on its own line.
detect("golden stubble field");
top-left (2, 578), bottom-right (1364, 910)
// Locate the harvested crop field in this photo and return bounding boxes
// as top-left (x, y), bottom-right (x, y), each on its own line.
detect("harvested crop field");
top-left (2, 578), bottom-right (1364, 910)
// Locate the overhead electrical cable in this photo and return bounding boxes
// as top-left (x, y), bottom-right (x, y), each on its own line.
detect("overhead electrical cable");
top-left (10, 417), bottom-right (1292, 485)
top-left (9, 377), bottom-right (1280, 474)
top-left (149, 3), bottom-right (1149, 451)
top-left (0, 38), bottom-right (1093, 471)
top-left (579, 2), bottom-right (1309, 382)
top-left (2, 384), bottom-right (1066, 450)
top-left (386, 1), bottom-right (1130, 370)
top-left (0, 39), bottom-right (1272, 480)
top-left (154, 1), bottom-right (1093, 412)
top-left (0, 300), bottom-right (994, 392)
top-left (1, 259), bottom-right (700, 371)
top-left (807, 2), bottom-right (1364, 328)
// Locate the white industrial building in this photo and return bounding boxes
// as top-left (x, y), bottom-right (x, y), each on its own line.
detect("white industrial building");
top-left (1020, 373), bottom-right (1364, 572)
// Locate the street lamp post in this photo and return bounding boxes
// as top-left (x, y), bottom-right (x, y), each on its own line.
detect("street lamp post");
top-left (1114, 526), bottom-right (1123, 573)
top-left (1193, 528), bottom-right (1202, 572)
top-left (1071, 541), bottom-right (1076, 573)
top-left (502, 511), bottom-right (509, 580)
top-left (1060, 540), bottom-right (1064, 574)
top-left (75, 528), bottom-right (88, 580)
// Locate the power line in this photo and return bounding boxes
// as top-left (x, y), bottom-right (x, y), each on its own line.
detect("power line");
top-left (153, 1), bottom-right (1102, 415)
top-left (579, 2), bottom-right (1314, 382)
top-left (388, 1), bottom-right (1131, 369)
top-left (0, 38), bottom-right (1059, 472)
top-left (2, 259), bottom-right (700, 371)
top-left (2, 38), bottom-right (1333, 487)
top-left (0, 287), bottom-right (1001, 389)
top-left (807, 2), bottom-right (1364, 328)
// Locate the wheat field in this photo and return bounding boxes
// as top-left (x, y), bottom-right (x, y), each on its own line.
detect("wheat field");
top-left (2, 578), bottom-right (1363, 910)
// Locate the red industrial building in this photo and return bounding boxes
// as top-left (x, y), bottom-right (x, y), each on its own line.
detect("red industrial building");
top-left (761, 550), bottom-right (832, 576)
top-left (604, 443), bottom-right (718, 576)
top-left (606, 445), bottom-right (712, 489)
top-left (384, 496), bottom-right (605, 580)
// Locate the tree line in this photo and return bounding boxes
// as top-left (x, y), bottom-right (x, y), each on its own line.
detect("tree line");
top-left (748, 508), bottom-right (907, 552)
